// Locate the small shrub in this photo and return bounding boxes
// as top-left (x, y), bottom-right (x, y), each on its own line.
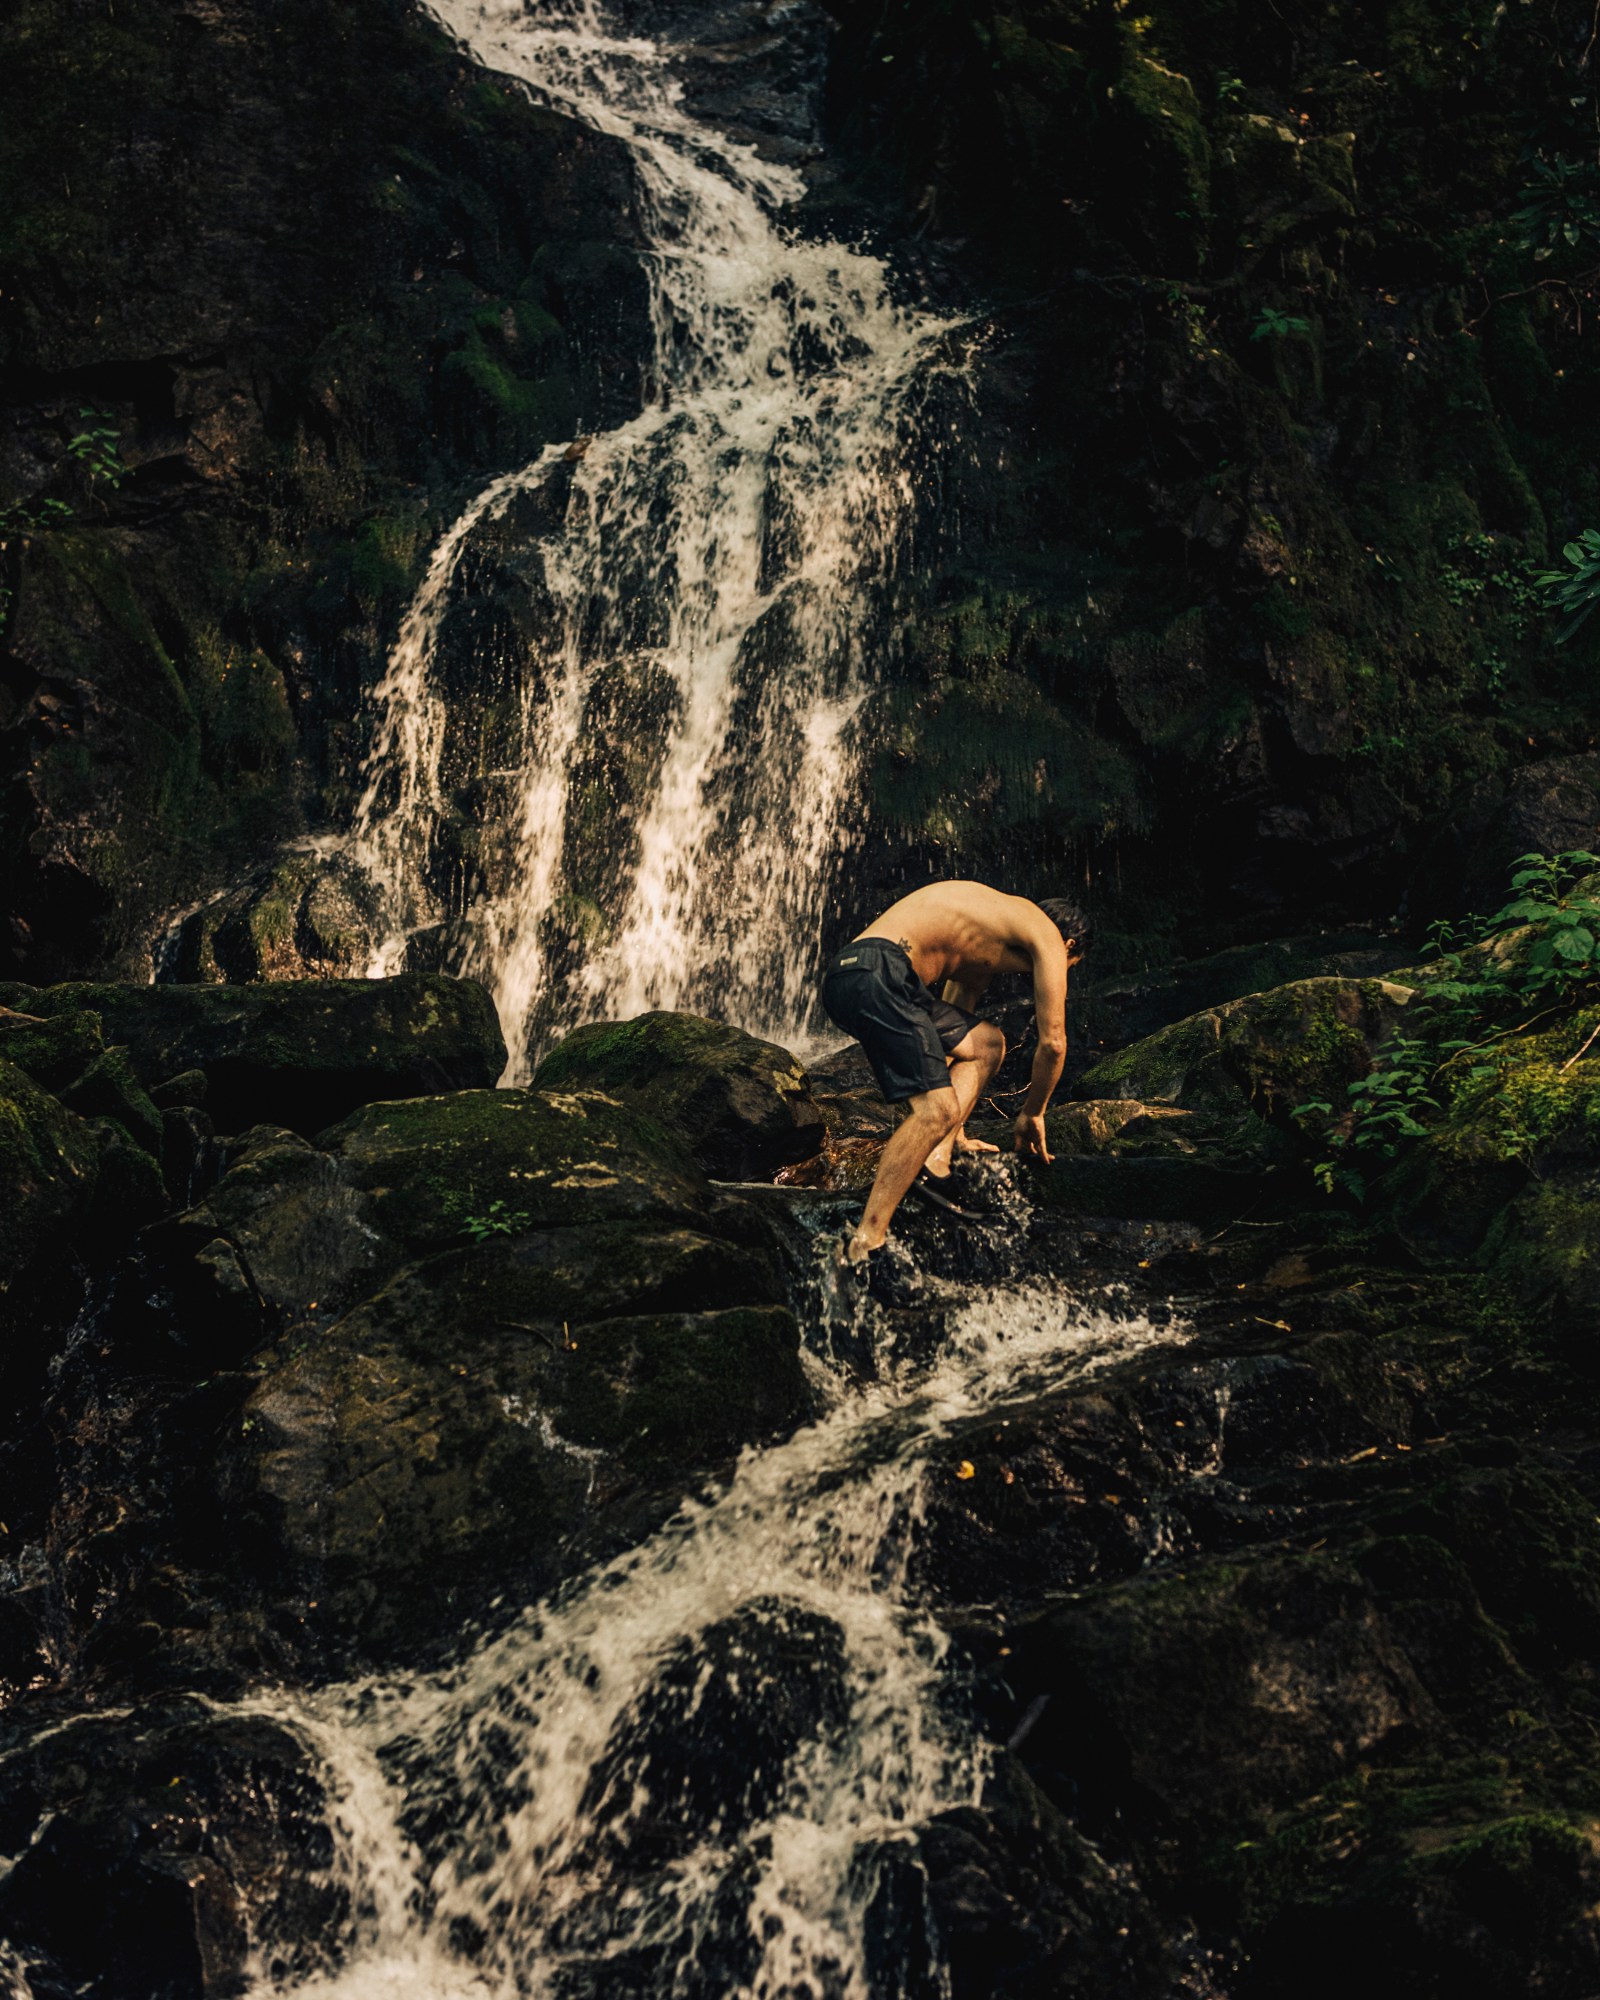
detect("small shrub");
top-left (1251, 305), bottom-right (1311, 342)
top-left (1295, 851), bottom-right (1600, 1191)
top-left (461, 1200), bottom-right (532, 1243)
top-left (1532, 529), bottom-right (1600, 643)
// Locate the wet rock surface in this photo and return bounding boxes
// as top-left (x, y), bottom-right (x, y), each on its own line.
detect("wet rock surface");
top-left (0, 973), bottom-right (508, 1135)
top-left (533, 1008), bottom-right (827, 1179)
top-left (2, 978), bottom-right (1600, 1995)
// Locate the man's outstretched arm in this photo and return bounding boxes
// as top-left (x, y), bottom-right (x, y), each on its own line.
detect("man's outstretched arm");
top-left (1014, 923), bottom-right (1068, 1162)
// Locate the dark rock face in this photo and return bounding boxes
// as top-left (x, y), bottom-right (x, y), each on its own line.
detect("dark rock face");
top-left (0, 1703), bottom-right (346, 1999)
top-left (533, 1009), bottom-right (828, 1179)
top-left (1406, 754), bottom-right (1600, 928)
top-left (0, 1014), bottom-right (811, 1686)
top-left (816, 0), bottom-right (1600, 952)
top-left (0, 974), bottom-right (508, 1135)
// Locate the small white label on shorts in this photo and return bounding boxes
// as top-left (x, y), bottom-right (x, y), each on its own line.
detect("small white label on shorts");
top-left (840, 955), bottom-right (858, 964)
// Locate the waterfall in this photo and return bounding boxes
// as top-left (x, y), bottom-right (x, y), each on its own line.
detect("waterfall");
top-left (237, 1275), bottom-right (1188, 1999)
top-left (350, 0), bottom-right (963, 1080)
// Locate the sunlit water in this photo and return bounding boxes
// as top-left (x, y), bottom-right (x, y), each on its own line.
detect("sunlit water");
top-left (351, 0), bottom-right (966, 1078)
top-left (230, 1267), bottom-right (1189, 1999)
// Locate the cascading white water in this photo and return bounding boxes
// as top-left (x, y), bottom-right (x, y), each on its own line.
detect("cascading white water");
top-left (351, 0), bottom-right (962, 1079)
top-left (239, 1272), bottom-right (1189, 2000)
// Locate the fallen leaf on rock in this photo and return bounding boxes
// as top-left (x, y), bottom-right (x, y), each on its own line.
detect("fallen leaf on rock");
top-left (956, 1460), bottom-right (976, 1480)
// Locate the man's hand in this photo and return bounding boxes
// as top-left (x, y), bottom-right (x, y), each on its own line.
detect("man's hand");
top-left (1014, 1111), bottom-right (1052, 1163)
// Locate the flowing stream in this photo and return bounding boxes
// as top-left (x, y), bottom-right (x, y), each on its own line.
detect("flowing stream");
top-left (238, 1255), bottom-right (1188, 1999)
top-left (351, 0), bottom-right (964, 1079)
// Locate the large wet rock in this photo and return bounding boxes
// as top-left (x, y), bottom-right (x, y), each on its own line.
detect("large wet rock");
top-left (533, 1010), bottom-right (827, 1180)
top-left (0, 975), bottom-right (507, 1136)
top-left (1036, 977), bottom-right (1418, 1224)
top-left (18, 1082), bottom-right (806, 1678)
top-left (0, 1701), bottom-right (344, 1998)
top-left (1076, 976), bottom-right (1417, 1163)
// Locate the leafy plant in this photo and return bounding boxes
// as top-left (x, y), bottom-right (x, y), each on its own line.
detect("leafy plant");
top-left (0, 411), bottom-right (128, 623)
top-left (1511, 154), bottom-right (1600, 257)
top-left (1251, 305), bottom-right (1311, 342)
top-left (1295, 851), bottom-right (1600, 1192)
top-left (66, 409), bottom-right (126, 492)
top-left (1532, 528), bottom-right (1600, 643)
top-left (0, 496), bottom-right (72, 538)
top-left (461, 1200), bottom-right (531, 1243)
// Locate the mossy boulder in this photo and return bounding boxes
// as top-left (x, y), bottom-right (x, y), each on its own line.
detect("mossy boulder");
top-left (533, 1010), bottom-right (826, 1180)
top-left (1374, 1007), bottom-right (1600, 1266)
top-left (1036, 1094), bottom-right (1284, 1223)
top-left (162, 851), bottom-right (380, 984)
top-left (0, 1004), bottom-right (163, 1153)
top-left (128, 1079), bottom-right (800, 1662)
top-left (320, 1085), bottom-right (707, 1258)
top-left (0, 975), bottom-right (506, 1136)
top-left (1078, 976), bottom-right (1418, 1151)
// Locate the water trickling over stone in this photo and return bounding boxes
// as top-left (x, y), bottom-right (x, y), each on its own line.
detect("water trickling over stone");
top-left (236, 1267), bottom-right (1187, 2000)
top-left (351, 0), bottom-right (962, 1079)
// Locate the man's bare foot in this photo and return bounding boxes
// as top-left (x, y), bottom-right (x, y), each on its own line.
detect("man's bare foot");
top-left (954, 1134), bottom-right (1000, 1156)
top-left (843, 1226), bottom-right (883, 1265)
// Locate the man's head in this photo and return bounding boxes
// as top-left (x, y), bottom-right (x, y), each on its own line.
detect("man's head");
top-left (1038, 897), bottom-right (1091, 967)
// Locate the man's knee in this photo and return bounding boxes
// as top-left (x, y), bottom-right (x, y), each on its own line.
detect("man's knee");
top-left (978, 1021), bottom-right (1006, 1066)
top-left (906, 1086), bottom-right (961, 1138)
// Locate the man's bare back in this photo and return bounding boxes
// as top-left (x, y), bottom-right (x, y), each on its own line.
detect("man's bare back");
top-left (857, 880), bottom-right (1059, 997)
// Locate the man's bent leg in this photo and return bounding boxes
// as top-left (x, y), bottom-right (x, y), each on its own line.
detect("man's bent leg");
top-left (847, 1085), bottom-right (961, 1260)
top-left (927, 1022), bottom-right (1006, 1176)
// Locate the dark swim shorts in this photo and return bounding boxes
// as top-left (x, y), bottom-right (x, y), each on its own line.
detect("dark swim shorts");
top-left (820, 937), bottom-right (982, 1102)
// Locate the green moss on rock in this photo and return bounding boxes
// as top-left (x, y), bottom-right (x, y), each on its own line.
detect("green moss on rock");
top-left (323, 1085), bottom-right (706, 1255)
top-left (0, 975), bottom-right (506, 1135)
top-left (533, 1010), bottom-right (825, 1180)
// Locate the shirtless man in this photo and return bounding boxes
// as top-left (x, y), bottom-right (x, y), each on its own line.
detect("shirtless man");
top-left (820, 881), bottom-right (1090, 1269)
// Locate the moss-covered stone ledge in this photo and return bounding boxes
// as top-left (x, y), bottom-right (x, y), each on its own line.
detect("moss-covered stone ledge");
top-left (0, 975), bottom-right (507, 1136)
top-left (533, 1010), bottom-right (826, 1181)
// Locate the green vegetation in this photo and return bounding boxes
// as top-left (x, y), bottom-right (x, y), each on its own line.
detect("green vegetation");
top-left (458, 1199), bottom-right (532, 1243)
top-left (1512, 153), bottom-right (1600, 256)
top-left (1250, 304), bottom-right (1311, 341)
top-left (1533, 528), bottom-right (1600, 642)
top-left (1297, 853), bottom-right (1600, 1194)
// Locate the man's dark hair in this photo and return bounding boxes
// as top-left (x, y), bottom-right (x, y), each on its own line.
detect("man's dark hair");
top-left (1038, 897), bottom-right (1092, 950)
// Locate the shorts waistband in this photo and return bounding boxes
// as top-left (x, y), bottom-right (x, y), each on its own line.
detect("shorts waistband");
top-left (827, 937), bottom-right (911, 970)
